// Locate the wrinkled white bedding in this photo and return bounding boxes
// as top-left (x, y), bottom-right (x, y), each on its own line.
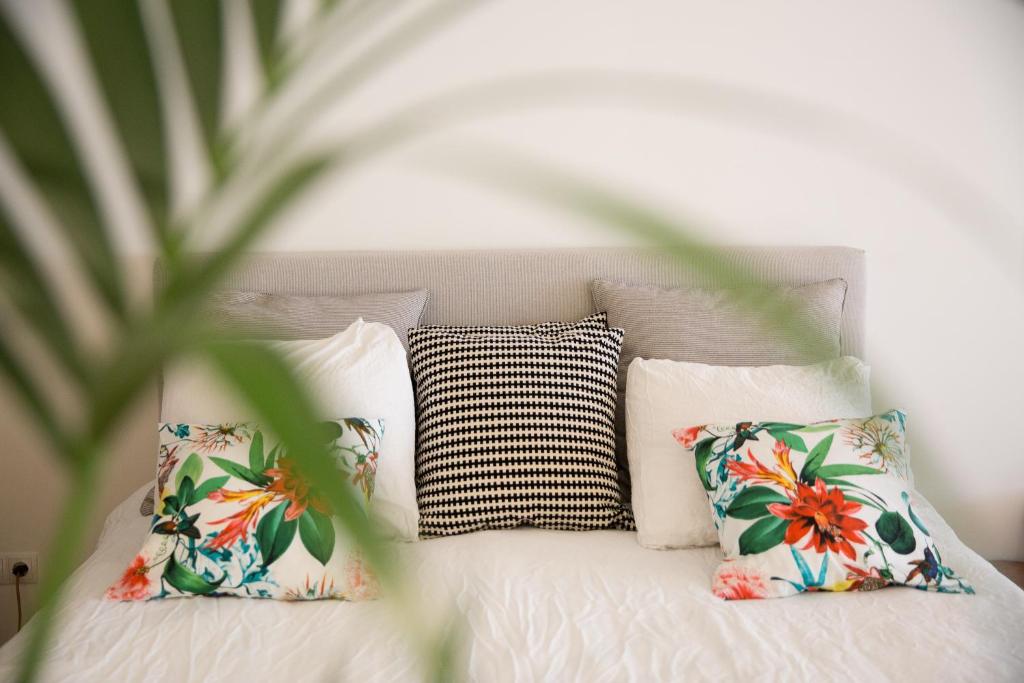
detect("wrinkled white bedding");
top-left (1, 483), bottom-right (1021, 682)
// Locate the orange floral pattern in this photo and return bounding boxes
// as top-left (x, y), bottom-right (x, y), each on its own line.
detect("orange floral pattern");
top-left (108, 419), bottom-right (384, 602)
top-left (726, 440), bottom-right (799, 492)
top-left (671, 425), bottom-right (704, 449)
top-left (674, 411), bottom-right (973, 599)
top-left (712, 563), bottom-right (769, 600)
top-left (205, 489), bottom-right (276, 550)
top-left (767, 479), bottom-right (867, 561)
top-left (264, 456), bottom-right (332, 521)
top-left (106, 554), bottom-right (152, 601)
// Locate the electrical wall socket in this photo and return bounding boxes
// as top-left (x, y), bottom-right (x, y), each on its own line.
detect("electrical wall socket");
top-left (0, 552), bottom-right (39, 585)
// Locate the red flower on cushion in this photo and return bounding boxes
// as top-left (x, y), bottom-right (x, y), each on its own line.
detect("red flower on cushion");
top-left (712, 563), bottom-right (768, 600)
top-left (106, 553), bottom-right (152, 601)
top-left (671, 425), bottom-right (705, 449)
top-left (767, 478), bottom-right (867, 561)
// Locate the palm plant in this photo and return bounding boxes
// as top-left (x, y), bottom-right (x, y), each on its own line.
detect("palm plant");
top-left (2, 2), bottom-right (1012, 682)
top-left (0, 2), bottom-right (486, 679)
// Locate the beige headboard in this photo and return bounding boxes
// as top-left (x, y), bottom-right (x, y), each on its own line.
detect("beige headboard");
top-left (157, 246), bottom-right (866, 358)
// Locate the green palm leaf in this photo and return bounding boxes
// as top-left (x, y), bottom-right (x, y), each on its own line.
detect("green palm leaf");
top-left (250, 0), bottom-right (284, 81)
top-left (0, 12), bottom-right (124, 315)
top-left (70, 0), bottom-right (167, 227)
top-left (166, 0), bottom-right (223, 168)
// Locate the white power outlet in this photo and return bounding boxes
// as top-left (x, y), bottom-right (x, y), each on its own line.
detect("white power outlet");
top-left (0, 552), bottom-right (39, 585)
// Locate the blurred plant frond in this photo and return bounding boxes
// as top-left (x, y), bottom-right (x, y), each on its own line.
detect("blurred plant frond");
top-left (0, 1), bottom-right (478, 680)
top-left (0, 329), bottom-right (67, 454)
top-left (249, 0), bottom-right (284, 79)
top-left (164, 0), bottom-right (224, 169)
top-left (72, 0), bottom-right (168, 228)
top-left (203, 339), bottom-right (396, 584)
top-left (0, 13), bottom-right (127, 317)
top-left (0, 210), bottom-right (91, 389)
top-left (238, 0), bottom-right (480, 171)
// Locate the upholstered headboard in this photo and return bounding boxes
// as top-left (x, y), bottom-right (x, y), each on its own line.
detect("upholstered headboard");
top-left (157, 246), bottom-right (866, 358)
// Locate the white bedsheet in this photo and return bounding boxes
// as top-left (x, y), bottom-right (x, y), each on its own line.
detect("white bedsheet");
top-left (2, 483), bottom-right (1021, 682)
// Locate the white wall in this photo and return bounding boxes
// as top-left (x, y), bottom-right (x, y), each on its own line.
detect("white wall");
top-left (261, 0), bottom-right (1024, 563)
top-left (2, 0), bottom-right (1023, 644)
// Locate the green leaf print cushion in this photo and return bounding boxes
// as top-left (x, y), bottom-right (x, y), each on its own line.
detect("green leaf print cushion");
top-left (108, 420), bottom-right (383, 601)
top-left (673, 410), bottom-right (973, 600)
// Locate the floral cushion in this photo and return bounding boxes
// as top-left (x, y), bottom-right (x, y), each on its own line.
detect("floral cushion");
top-left (108, 420), bottom-right (383, 601)
top-left (673, 411), bottom-right (973, 599)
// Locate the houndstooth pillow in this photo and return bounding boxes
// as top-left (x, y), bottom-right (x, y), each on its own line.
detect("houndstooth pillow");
top-left (409, 313), bottom-right (632, 537)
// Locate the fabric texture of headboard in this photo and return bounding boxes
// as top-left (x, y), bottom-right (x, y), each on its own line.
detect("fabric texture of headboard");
top-left (155, 246), bottom-right (866, 358)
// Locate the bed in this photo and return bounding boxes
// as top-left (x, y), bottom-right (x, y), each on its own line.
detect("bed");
top-left (1, 483), bottom-right (1021, 681)
top-left (2, 248), bottom-right (1021, 681)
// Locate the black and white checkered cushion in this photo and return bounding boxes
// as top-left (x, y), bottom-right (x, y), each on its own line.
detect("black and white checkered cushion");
top-left (409, 313), bottom-right (632, 537)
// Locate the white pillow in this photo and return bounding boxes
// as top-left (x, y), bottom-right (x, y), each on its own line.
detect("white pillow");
top-left (161, 319), bottom-right (419, 541)
top-left (625, 356), bottom-right (871, 549)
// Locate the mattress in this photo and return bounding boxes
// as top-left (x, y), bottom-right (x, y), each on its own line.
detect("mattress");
top-left (1, 483), bottom-right (1021, 682)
